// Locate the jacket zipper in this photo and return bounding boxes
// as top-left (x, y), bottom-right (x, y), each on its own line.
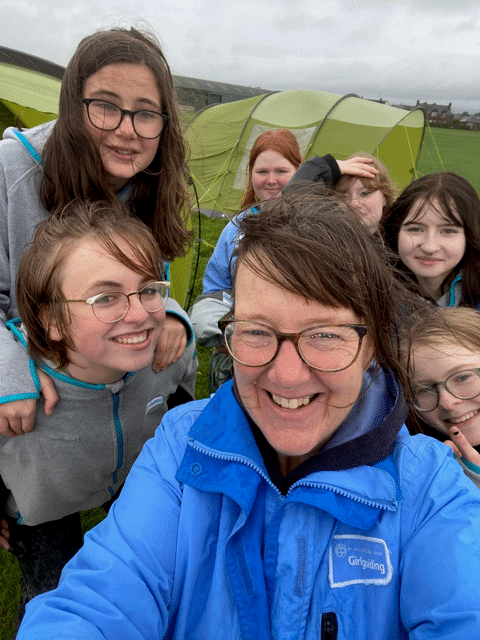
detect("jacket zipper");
top-left (321, 612), bottom-right (338, 640)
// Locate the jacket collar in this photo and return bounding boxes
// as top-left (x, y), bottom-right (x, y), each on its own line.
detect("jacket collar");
top-left (177, 371), bottom-right (404, 528)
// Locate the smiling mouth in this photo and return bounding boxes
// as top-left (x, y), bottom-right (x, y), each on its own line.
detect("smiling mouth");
top-left (445, 409), bottom-right (480, 425)
top-left (108, 145), bottom-right (138, 156)
top-left (112, 329), bottom-right (151, 345)
top-left (270, 392), bottom-right (319, 410)
top-left (416, 256), bottom-right (441, 263)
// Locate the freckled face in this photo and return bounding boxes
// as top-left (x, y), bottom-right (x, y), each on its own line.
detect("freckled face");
top-left (52, 237), bottom-right (165, 384)
top-left (83, 63), bottom-right (162, 191)
top-left (233, 260), bottom-right (373, 471)
top-left (412, 341), bottom-right (480, 447)
top-left (251, 150), bottom-right (297, 201)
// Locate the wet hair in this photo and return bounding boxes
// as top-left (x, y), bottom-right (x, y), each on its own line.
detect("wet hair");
top-left (336, 152), bottom-right (397, 209)
top-left (240, 129), bottom-right (303, 209)
top-left (381, 172), bottom-right (480, 306)
top-left (17, 200), bottom-right (163, 368)
top-left (39, 26), bottom-right (191, 260)
top-left (231, 187), bottom-right (427, 395)
top-left (406, 306), bottom-right (480, 354)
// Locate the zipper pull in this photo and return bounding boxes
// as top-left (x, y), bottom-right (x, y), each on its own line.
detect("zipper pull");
top-left (321, 612), bottom-right (338, 639)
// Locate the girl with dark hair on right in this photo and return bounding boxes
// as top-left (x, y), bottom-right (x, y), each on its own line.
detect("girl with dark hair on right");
top-left (381, 172), bottom-right (480, 308)
top-left (0, 26), bottom-right (194, 438)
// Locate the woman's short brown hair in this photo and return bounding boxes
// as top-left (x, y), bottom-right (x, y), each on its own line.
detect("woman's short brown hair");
top-left (240, 129), bottom-right (303, 210)
top-left (336, 152), bottom-right (397, 209)
top-left (40, 26), bottom-right (191, 260)
top-left (17, 200), bottom-right (163, 369)
top-left (232, 187), bottom-right (426, 394)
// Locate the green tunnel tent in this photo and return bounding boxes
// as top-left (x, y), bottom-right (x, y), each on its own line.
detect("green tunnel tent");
top-left (185, 90), bottom-right (426, 216)
top-left (0, 45), bottom-right (193, 307)
top-left (0, 46), bottom-right (63, 133)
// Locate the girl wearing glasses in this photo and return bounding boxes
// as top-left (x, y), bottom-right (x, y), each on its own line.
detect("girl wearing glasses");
top-left (0, 26), bottom-right (192, 439)
top-left (406, 306), bottom-right (480, 487)
top-left (0, 201), bottom-right (197, 627)
top-left (19, 192), bottom-right (480, 640)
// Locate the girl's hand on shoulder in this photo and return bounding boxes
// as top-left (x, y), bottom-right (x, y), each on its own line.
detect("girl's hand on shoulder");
top-left (0, 369), bottom-right (58, 437)
top-left (337, 157), bottom-right (379, 179)
top-left (152, 315), bottom-right (187, 372)
top-left (0, 399), bottom-right (37, 437)
top-left (445, 427), bottom-right (480, 467)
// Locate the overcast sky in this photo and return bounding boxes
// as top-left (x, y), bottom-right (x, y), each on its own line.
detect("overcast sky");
top-left (1, 0), bottom-right (479, 113)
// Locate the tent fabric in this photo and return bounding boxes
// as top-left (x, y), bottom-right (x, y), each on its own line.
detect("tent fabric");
top-left (0, 46), bottom-right (63, 132)
top-left (185, 89), bottom-right (426, 216)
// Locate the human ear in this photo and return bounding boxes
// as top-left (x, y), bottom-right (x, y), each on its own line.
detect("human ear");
top-left (39, 308), bottom-right (62, 342)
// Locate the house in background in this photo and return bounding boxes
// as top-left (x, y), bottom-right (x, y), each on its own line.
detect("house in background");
top-left (414, 101), bottom-right (453, 124)
top-left (465, 113), bottom-right (480, 132)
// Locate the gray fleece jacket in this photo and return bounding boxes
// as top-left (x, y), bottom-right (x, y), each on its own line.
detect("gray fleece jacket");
top-left (0, 122), bottom-right (193, 400)
top-left (1, 319), bottom-right (198, 526)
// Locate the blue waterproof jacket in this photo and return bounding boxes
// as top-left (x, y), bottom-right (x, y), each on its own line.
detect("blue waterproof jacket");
top-left (19, 372), bottom-right (480, 639)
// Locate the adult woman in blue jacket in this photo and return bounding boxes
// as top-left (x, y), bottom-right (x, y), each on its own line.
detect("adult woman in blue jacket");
top-left (18, 190), bottom-right (480, 639)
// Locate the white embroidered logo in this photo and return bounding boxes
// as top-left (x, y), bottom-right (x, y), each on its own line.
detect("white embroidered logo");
top-left (329, 534), bottom-right (393, 588)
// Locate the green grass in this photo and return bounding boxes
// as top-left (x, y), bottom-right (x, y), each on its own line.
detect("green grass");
top-left (1, 125), bottom-right (478, 638)
top-left (416, 125), bottom-right (480, 192)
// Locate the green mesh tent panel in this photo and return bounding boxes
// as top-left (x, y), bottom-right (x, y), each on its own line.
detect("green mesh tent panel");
top-left (186, 90), bottom-right (425, 215)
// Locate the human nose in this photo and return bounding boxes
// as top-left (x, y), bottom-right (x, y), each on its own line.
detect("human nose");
top-left (420, 231), bottom-right (439, 252)
top-left (122, 293), bottom-right (150, 322)
top-left (267, 339), bottom-right (311, 387)
top-left (437, 385), bottom-right (463, 411)
top-left (115, 112), bottom-right (136, 137)
top-left (265, 172), bottom-right (277, 184)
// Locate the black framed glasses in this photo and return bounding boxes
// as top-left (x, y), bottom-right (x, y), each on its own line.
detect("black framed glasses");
top-left (219, 319), bottom-right (368, 372)
top-left (65, 281), bottom-right (170, 323)
top-left (412, 368), bottom-right (480, 412)
top-left (82, 99), bottom-right (169, 139)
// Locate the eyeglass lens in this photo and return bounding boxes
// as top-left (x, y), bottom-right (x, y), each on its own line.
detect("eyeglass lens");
top-left (414, 369), bottom-right (480, 411)
top-left (93, 283), bottom-right (169, 322)
top-left (86, 101), bottom-right (165, 139)
top-left (224, 322), bottom-right (362, 372)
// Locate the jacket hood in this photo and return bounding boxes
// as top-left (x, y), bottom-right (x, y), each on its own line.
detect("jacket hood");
top-left (2, 121), bottom-right (55, 163)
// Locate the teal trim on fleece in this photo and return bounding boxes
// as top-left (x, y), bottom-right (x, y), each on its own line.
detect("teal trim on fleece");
top-left (447, 274), bottom-right (462, 306)
top-left (6, 318), bottom-right (106, 390)
top-left (12, 129), bottom-right (42, 165)
top-left (110, 393), bottom-right (124, 488)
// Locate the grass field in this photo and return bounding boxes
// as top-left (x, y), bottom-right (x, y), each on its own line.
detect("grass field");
top-left (0, 125), bottom-right (478, 638)
top-left (417, 125), bottom-right (480, 192)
